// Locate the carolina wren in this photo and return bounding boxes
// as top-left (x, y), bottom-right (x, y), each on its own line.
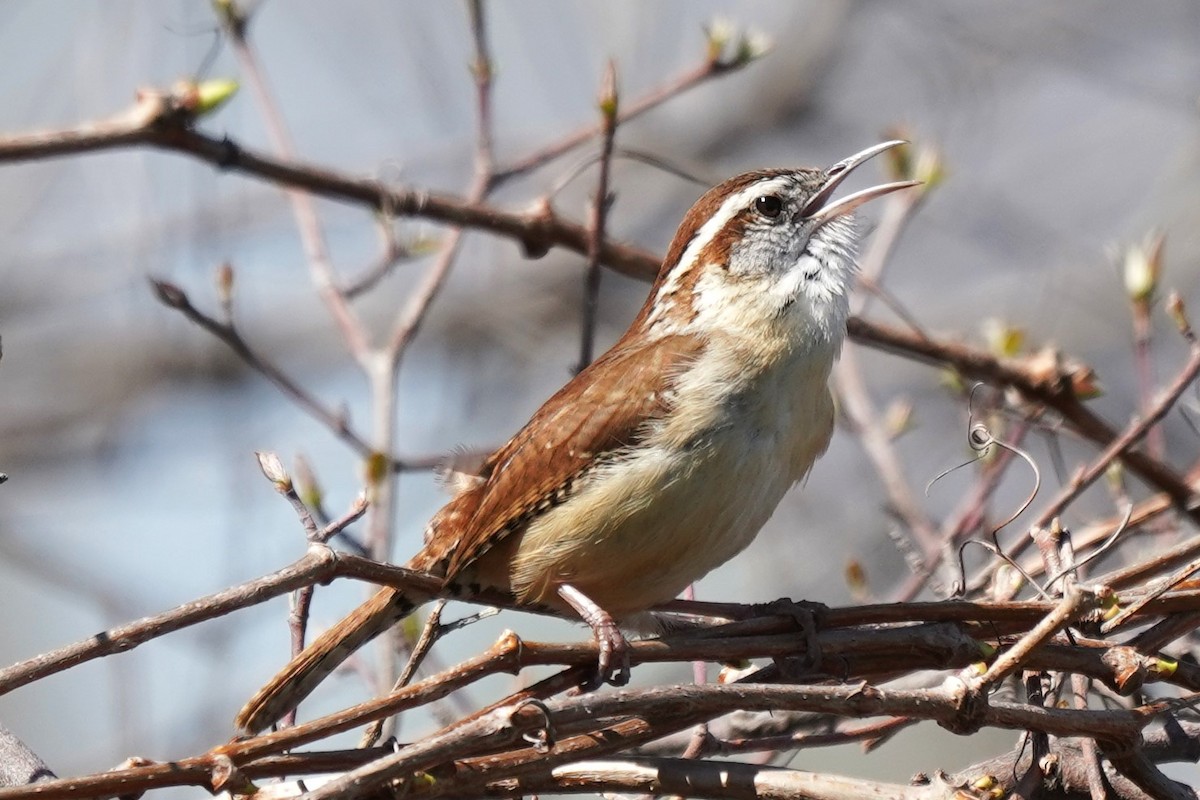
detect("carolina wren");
top-left (236, 141), bottom-right (917, 733)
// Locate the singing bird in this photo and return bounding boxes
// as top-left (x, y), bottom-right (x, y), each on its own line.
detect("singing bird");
top-left (237, 141), bottom-right (916, 733)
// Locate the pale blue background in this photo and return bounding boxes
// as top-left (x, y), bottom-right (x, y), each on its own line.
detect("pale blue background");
top-left (1, 0), bottom-right (1199, 793)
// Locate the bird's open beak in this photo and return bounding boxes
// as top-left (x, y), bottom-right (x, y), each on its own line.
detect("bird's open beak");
top-left (798, 140), bottom-right (921, 227)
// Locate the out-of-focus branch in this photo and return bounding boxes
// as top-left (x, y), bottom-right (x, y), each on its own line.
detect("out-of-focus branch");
top-left (577, 61), bottom-right (619, 370)
top-left (8, 89), bottom-right (1195, 517)
top-left (217, 4), bottom-right (369, 361)
top-left (848, 317), bottom-right (1200, 522)
top-left (835, 149), bottom-right (940, 557)
top-left (1031, 327), bottom-right (1200, 532)
top-left (0, 100), bottom-right (662, 279)
top-left (384, 0), bottom-right (497, 365)
top-left (147, 278), bottom-right (439, 472)
top-left (490, 41), bottom-right (759, 186)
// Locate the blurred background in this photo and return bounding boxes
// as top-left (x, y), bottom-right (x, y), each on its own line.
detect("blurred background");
top-left (2, 0), bottom-right (1200, 792)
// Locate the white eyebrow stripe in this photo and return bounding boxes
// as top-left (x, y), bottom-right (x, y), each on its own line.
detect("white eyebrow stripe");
top-left (652, 176), bottom-right (793, 308)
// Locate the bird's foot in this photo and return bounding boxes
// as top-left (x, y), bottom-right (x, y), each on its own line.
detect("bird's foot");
top-left (558, 584), bottom-right (632, 688)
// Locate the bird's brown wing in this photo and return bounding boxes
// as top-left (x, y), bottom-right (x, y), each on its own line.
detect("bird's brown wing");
top-left (429, 332), bottom-right (706, 582)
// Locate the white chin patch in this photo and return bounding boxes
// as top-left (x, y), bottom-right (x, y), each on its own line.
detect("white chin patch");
top-left (774, 253), bottom-right (823, 304)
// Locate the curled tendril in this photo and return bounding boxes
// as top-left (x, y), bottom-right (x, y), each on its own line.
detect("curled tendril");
top-left (1041, 503), bottom-right (1133, 595)
top-left (927, 385), bottom-right (996, 494)
top-left (929, 385), bottom-right (1044, 597)
top-left (929, 388), bottom-right (1042, 533)
top-left (195, 28), bottom-right (223, 82)
top-left (953, 537), bottom-right (1051, 600)
top-left (512, 698), bottom-right (555, 752)
top-left (980, 435), bottom-right (1041, 534)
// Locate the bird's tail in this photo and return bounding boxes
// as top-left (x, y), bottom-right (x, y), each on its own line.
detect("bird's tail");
top-left (235, 587), bottom-right (417, 733)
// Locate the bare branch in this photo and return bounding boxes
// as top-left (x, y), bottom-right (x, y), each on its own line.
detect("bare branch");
top-left (577, 60), bottom-right (619, 370)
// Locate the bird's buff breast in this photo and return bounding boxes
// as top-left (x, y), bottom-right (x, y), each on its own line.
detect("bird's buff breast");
top-left (506, 341), bottom-right (836, 617)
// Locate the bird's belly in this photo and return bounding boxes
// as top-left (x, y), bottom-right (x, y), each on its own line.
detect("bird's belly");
top-left (508, 385), bottom-right (832, 616)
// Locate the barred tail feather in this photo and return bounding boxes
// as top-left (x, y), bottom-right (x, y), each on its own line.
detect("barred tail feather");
top-left (235, 587), bottom-right (418, 733)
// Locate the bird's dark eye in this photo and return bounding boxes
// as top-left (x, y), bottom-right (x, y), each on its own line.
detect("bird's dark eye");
top-left (755, 194), bottom-right (783, 219)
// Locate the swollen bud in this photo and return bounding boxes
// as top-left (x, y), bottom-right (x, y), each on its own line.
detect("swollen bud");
top-left (215, 261), bottom-right (235, 312)
top-left (982, 317), bottom-right (1025, 358)
top-left (879, 129), bottom-right (944, 193)
top-left (1166, 290), bottom-right (1194, 341)
top-left (194, 79), bottom-right (239, 116)
top-left (150, 278), bottom-right (189, 310)
top-left (1105, 460), bottom-right (1125, 495)
top-left (883, 398), bottom-right (915, 440)
top-left (703, 17), bottom-right (735, 63)
top-left (844, 559), bottom-right (869, 601)
top-left (734, 31), bottom-right (772, 64)
top-left (1122, 231), bottom-right (1164, 304)
top-left (598, 60), bottom-right (618, 121)
top-left (1153, 656), bottom-right (1178, 678)
top-left (363, 451), bottom-right (390, 488)
top-left (256, 451), bottom-right (292, 493)
top-left (293, 454), bottom-right (324, 510)
top-left (171, 79), bottom-right (239, 118)
top-left (702, 18), bottom-right (770, 66)
top-left (880, 130), bottom-right (913, 183)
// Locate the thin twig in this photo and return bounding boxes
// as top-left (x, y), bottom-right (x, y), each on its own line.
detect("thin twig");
top-left (340, 232), bottom-right (407, 298)
top-left (1103, 747), bottom-right (1197, 800)
top-left (491, 52), bottom-right (750, 186)
top-left (836, 186), bottom-right (940, 554)
top-left (710, 716), bottom-right (917, 757)
top-left (219, 6), bottom-right (369, 361)
top-left (973, 586), bottom-right (1095, 691)
top-left (12, 99), bottom-right (1197, 520)
top-left (359, 599), bottom-right (448, 748)
top-left (257, 467), bottom-right (367, 729)
top-left (1131, 610), bottom-right (1200, 654)
top-left (148, 279), bottom-right (436, 473)
top-left (1032, 338), bottom-right (1200, 532)
top-left (836, 342), bottom-right (941, 553)
top-left (849, 317), bottom-right (1200, 525)
top-left (577, 61), bottom-right (619, 370)
top-left (1103, 554), bottom-right (1200, 634)
top-left (541, 756), bottom-right (939, 800)
top-left (0, 545), bottom-right (340, 696)
top-left (1072, 674), bottom-right (1110, 800)
top-left (384, 0), bottom-right (497, 365)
